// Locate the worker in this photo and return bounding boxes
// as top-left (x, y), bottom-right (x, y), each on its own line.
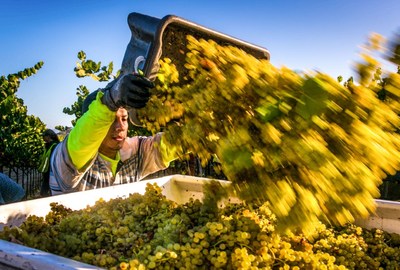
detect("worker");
top-left (38, 129), bottom-right (60, 197)
top-left (0, 172), bottom-right (25, 204)
top-left (49, 74), bottom-right (177, 195)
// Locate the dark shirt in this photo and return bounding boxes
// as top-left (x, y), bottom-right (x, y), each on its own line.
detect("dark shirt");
top-left (0, 173), bottom-right (25, 204)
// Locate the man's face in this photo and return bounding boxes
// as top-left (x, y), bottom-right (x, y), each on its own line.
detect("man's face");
top-left (99, 108), bottom-right (129, 158)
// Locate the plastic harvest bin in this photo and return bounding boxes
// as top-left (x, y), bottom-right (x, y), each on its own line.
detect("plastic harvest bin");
top-left (0, 174), bottom-right (399, 269)
top-left (120, 12), bottom-right (270, 80)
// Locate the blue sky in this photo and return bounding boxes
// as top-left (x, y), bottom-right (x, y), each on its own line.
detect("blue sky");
top-left (1, 0), bottom-right (399, 129)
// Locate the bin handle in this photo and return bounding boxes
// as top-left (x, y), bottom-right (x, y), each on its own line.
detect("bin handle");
top-left (134, 56), bottom-right (146, 74)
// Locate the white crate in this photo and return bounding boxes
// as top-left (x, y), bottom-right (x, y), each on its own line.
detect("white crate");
top-left (354, 199), bottom-right (400, 234)
top-left (1, 174), bottom-right (399, 233)
top-left (0, 174), bottom-right (399, 269)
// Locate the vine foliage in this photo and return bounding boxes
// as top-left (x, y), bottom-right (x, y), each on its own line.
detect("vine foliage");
top-left (0, 62), bottom-right (46, 171)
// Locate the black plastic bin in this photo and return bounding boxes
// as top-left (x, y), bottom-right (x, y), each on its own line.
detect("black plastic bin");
top-left (120, 12), bottom-right (270, 80)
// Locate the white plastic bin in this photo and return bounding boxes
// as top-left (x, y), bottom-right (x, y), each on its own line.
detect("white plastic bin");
top-left (0, 174), bottom-right (399, 269)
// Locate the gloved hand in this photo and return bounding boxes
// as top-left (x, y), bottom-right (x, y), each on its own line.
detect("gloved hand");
top-left (102, 74), bottom-right (153, 111)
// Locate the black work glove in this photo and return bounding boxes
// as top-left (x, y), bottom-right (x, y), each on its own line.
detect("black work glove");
top-left (102, 74), bottom-right (153, 111)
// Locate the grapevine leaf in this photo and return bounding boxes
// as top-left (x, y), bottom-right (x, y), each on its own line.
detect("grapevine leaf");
top-left (256, 101), bottom-right (282, 123)
top-left (295, 78), bottom-right (329, 120)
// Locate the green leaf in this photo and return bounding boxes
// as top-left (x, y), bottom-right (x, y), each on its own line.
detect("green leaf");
top-left (295, 78), bottom-right (329, 120)
top-left (256, 101), bottom-right (282, 123)
top-left (77, 51), bottom-right (86, 61)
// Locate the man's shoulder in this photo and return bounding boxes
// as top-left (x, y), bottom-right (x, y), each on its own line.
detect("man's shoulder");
top-left (120, 137), bottom-right (140, 161)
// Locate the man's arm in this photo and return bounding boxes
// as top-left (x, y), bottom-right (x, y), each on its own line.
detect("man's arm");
top-left (68, 91), bottom-right (114, 170)
top-left (50, 91), bottom-right (114, 192)
top-left (0, 173), bottom-right (25, 204)
top-left (50, 74), bottom-right (152, 193)
top-left (133, 133), bottom-right (188, 181)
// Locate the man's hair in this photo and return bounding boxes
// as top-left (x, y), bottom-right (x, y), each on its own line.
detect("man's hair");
top-left (42, 129), bottom-right (60, 143)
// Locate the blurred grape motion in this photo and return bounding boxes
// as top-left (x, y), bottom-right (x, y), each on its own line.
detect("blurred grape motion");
top-left (139, 33), bottom-right (400, 233)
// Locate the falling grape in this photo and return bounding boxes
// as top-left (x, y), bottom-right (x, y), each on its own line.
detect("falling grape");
top-left (139, 34), bottom-right (400, 233)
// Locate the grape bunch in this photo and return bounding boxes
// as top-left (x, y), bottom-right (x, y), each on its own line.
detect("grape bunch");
top-left (1, 183), bottom-right (400, 269)
top-left (138, 34), bottom-right (400, 233)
